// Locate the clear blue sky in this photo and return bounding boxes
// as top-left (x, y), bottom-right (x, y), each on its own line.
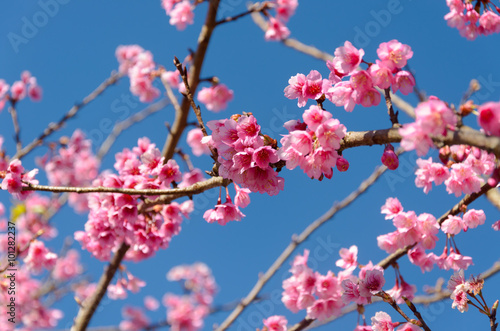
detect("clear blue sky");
top-left (1, 1), bottom-right (500, 330)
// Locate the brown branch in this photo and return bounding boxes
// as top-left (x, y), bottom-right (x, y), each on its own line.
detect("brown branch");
top-left (14, 71), bottom-right (123, 160)
top-left (214, 162), bottom-right (391, 331)
top-left (486, 188), bottom-right (500, 211)
top-left (162, 0), bottom-right (221, 161)
top-left (338, 127), bottom-right (500, 158)
top-left (71, 242), bottom-right (130, 331)
top-left (8, 102), bottom-right (23, 153)
top-left (384, 88), bottom-right (399, 126)
top-left (21, 176), bottom-right (227, 199)
top-left (491, 300), bottom-right (498, 331)
top-left (96, 99), bottom-right (169, 161)
top-left (173, 57), bottom-right (218, 160)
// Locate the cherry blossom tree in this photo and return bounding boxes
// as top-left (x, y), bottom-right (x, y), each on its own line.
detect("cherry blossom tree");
top-left (1, 1), bottom-right (500, 331)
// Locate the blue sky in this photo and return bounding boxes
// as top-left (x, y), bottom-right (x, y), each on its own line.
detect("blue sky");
top-left (1, 1), bottom-right (500, 330)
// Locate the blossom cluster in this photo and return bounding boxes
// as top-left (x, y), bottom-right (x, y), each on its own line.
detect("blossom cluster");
top-left (447, 269), bottom-right (484, 313)
top-left (0, 70), bottom-right (43, 112)
top-left (118, 263), bottom-right (217, 331)
top-left (75, 138), bottom-right (196, 261)
top-left (414, 145), bottom-right (495, 196)
top-left (197, 83), bottom-right (234, 112)
top-left (281, 248), bottom-right (388, 322)
top-left (0, 267), bottom-right (63, 330)
top-left (116, 45), bottom-right (160, 102)
top-left (399, 98), bottom-right (458, 156)
top-left (284, 40), bottom-right (415, 113)
top-left (203, 187), bottom-right (249, 225)
top-left (445, 0), bottom-right (500, 40)
top-left (162, 0), bottom-right (195, 30)
top-left (264, 0), bottom-right (298, 41)
top-left (378, 197), bottom-right (475, 273)
top-left (164, 263), bottom-right (217, 331)
top-left (369, 312), bottom-right (421, 331)
top-left (204, 114), bottom-right (285, 195)
top-left (279, 105), bottom-right (348, 180)
top-left (0, 196), bottom-right (86, 330)
top-left (1, 159), bottom-right (38, 201)
top-left (40, 130), bottom-right (100, 212)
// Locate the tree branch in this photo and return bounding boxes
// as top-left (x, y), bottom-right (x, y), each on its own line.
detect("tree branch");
top-left (214, 162), bottom-right (391, 331)
top-left (13, 71), bottom-right (123, 160)
top-left (96, 98), bottom-right (169, 161)
top-left (71, 243), bottom-right (130, 331)
top-left (162, 0), bottom-right (221, 161)
top-left (8, 101), bottom-right (23, 153)
top-left (20, 176), bottom-right (228, 199)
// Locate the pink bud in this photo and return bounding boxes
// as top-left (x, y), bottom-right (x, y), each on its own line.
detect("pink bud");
top-left (336, 156), bottom-right (349, 172)
top-left (381, 144), bottom-right (399, 170)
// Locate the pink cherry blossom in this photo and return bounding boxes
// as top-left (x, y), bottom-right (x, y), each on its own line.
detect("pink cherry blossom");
top-left (330, 41), bottom-right (365, 75)
top-left (463, 209), bottom-right (485, 230)
top-left (414, 99), bottom-right (457, 136)
top-left (187, 128), bottom-right (211, 156)
top-left (336, 245), bottom-right (358, 270)
top-left (263, 315), bottom-right (288, 331)
top-left (265, 16), bottom-right (290, 41)
top-left (326, 81), bottom-right (356, 112)
top-left (445, 163), bottom-right (483, 196)
top-left (380, 197), bottom-right (403, 220)
top-left (399, 122), bottom-right (434, 156)
top-left (144, 296), bottom-right (160, 311)
top-left (368, 60), bottom-right (395, 89)
top-left (371, 311), bottom-right (394, 331)
top-left (276, 0), bottom-right (298, 21)
top-left (23, 240), bottom-right (58, 274)
top-left (391, 70), bottom-right (415, 95)
top-left (197, 84), bottom-right (234, 112)
top-left (478, 101), bottom-right (500, 136)
top-left (441, 215), bottom-right (464, 235)
top-left (169, 1), bottom-right (194, 30)
top-left (120, 306), bottom-right (150, 331)
top-left (377, 40), bottom-right (413, 69)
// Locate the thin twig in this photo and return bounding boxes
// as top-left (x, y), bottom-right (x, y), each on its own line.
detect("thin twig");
top-left (216, 2), bottom-right (268, 25)
top-left (173, 57), bottom-right (218, 160)
top-left (162, 0), bottom-right (221, 161)
top-left (384, 88), bottom-right (399, 127)
top-left (403, 297), bottom-right (432, 331)
top-left (71, 243), bottom-right (130, 331)
top-left (14, 71), bottom-right (123, 160)
top-left (214, 162), bottom-right (391, 331)
top-left (96, 99), bottom-right (170, 161)
top-left (8, 101), bottom-right (23, 153)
